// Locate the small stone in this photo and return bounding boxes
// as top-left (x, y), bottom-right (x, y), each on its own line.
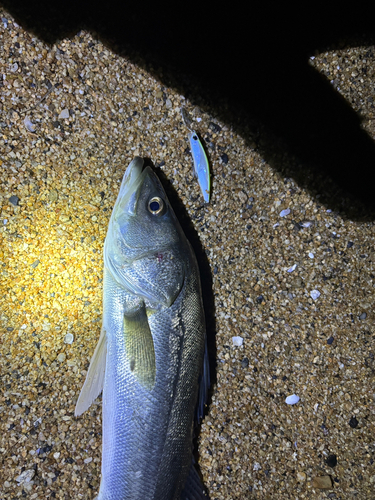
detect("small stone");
top-left (165, 99), bottom-right (172, 109)
top-left (38, 431), bottom-right (46, 441)
top-left (59, 214), bottom-right (70, 222)
top-left (9, 195), bottom-right (19, 206)
top-left (64, 333), bottom-right (74, 344)
top-left (232, 336), bottom-right (243, 347)
top-left (31, 260), bottom-right (40, 268)
top-left (84, 457), bottom-right (93, 464)
top-left (238, 191), bottom-right (248, 204)
top-left (220, 153), bottom-right (228, 164)
top-left (310, 289), bottom-right (320, 300)
top-left (49, 189), bottom-right (58, 202)
top-left (312, 475), bottom-right (333, 489)
top-left (4, 481), bottom-right (10, 488)
top-left (296, 471), bottom-right (306, 482)
top-left (285, 394), bottom-right (300, 405)
top-left (59, 109), bottom-right (70, 119)
top-left (85, 204), bottom-right (98, 212)
top-left (279, 208), bottom-right (290, 217)
top-left (53, 452), bottom-right (60, 459)
top-left (15, 469), bottom-right (35, 484)
top-left (327, 336), bottom-right (334, 345)
top-left (57, 353), bottom-right (66, 363)
top-left (287, 264), bottom-right (297, 272)
top-left (349, 416), bottom-right (359, 428)
top-left (326, 454), bottom-right (337, 467)
top-left (24, 116), bottom-right (37, 133)
top-left (241, 357), bottom-right (249, 368)
top-left (253, 462), bottom-right (261, 471)
top-left (308, 252), bottom-right (314, 258)
top-left (359, 312), bottom-right (367, 320)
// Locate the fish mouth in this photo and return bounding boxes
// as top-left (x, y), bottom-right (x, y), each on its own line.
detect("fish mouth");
top-left (114, 156), bottom-right (150, 218)
top-left (117, 156), bottom-right (145, 201)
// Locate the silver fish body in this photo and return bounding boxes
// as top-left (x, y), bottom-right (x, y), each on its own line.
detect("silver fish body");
top-left (75, 158), bottom-right (208, 499)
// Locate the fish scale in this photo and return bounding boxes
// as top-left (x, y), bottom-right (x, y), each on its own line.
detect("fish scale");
top-left (75, 157), bottom-right (209, 499)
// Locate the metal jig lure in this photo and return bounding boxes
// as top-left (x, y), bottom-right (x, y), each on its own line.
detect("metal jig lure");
top-left (181, 108), bottom-right (211, 203)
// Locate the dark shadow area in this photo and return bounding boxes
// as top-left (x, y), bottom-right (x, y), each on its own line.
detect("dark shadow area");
top-left (2, 1), bottom-right (375, 221)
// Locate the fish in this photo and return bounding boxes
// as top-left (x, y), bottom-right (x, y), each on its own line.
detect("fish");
top-left (75, 157), bottom-right (210, 500)
top-left (181, 108), bottom-right (211, 203)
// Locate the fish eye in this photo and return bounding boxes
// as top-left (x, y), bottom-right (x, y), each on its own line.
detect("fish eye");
top-left (192, 135), bottom-right (198, 141)
top-left (148, 196), bottom-right (164, 215)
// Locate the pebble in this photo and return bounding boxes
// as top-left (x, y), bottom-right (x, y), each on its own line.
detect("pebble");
top-left (326, 454), bottom-right (337, 467)
top-left (310, 289), bottom-right (320, 300)
top-left (64, 333), bottom-right (74, 344)
top-left (57, 353), bottom-right (66, 362)
top-left (8, 195), bottom-right (19, 206)
top-left (15, 469), bottom-right (35, 484)
top-left (359, 312), bottom-right (367, 320)
top-left (279, 208), bottom-right (290, 217)
top-left (232, 336), bottom-right (243, 347)
top-left (220, 153), bottom-right (228, 164)
top-left (49, 189), bottom-right (58, 202)
top-left (24, 116), bottom-right (37, 133)
top-left (312, 475), bottom-right (333, 489)
top-left (296, 471), bottom-right (306, 482)
top-left (59, 214), bottom-right (70, 222)
top-left (349, 416), bottom-right (359, 428)
top-left (241, 357), bottom-right (249, 368)
top-left (285, 394), bottom-right (300, 405)
top-left (58, 108), bottom-right (70, 119)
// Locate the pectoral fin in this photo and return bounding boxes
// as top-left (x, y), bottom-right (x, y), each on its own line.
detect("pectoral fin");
top-left (75, 326), bottom-right (107, 417)
top-left (124, 304), bottom-right (156, 390)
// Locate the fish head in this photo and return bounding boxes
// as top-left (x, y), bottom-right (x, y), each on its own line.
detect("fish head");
top-left (104, 157), bottom-right (187, 307)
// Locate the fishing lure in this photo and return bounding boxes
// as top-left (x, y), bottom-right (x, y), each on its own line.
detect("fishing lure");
top-left (181, 108), bottom-right (211, 203)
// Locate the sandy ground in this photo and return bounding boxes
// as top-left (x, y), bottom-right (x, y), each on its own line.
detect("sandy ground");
top-left (0, 9), bottom-right (375, 500)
